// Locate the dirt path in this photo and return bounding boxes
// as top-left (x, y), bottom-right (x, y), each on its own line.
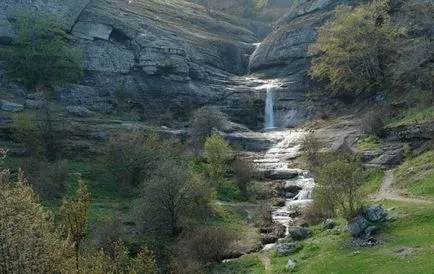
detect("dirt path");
top-left (372, 170), bottom-right (432, 204)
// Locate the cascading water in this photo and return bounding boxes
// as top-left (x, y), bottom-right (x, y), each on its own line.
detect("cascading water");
top-left (264, 87), bottom-right (275, 130)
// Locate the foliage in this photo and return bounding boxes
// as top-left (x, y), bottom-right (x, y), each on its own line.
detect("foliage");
top-left (0, 169), bottom-right (71, 273)
top-left (104, 130), bottom-right (182, 189)
top-left (0, 9), bottom-right (82, 90)
top-left (360, 169), bottom-right (384, 196)
top-left (309, 0), bottom-right (404, 95)
top-left (301, 131), bottom-right (322, 171)
top-left (141, 161), bottom-right (212, 236)
top-left (61, 180), bottom-right (91, 272)
top-left (12, 112), bottom-right (42, 156)
top-left (360, 110), bottom-right (385, 136)
top-left (356, 135), bottom-right (381, 150)
top-left (387, 106), bottom-right (434, 127)
top-left (314, 157), bottom-right (364, 220)
top-left (177, 226), bottom-right (236, 265)
top-left (203, 134), bottom-right (232, 185)
top-left (190, 106), bottom-right (225, 156)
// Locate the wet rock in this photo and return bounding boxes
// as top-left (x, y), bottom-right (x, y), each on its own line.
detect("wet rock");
top-left (364, 226), bottom-right (377, 237)
top-left (25, 100), bottom-right (44, 109)
top-left (287, 259), bottom-right (296, 270)
top-left (288, 226), bottom-right (312, 240)
top-left (322, 219), bottom-right (336, 230)
top-left (276, 243), bottom-right (297, 256)
top-left (272, 198), bottom-right (286, 207)
top-left (362, 205), bottom-right (387, 222)
top-left (260, 169), bottom-right (302, 180)
top-left (66, 106), bottom-right (93, 117)
top-left (1, 100), bottom-right (24, 112)
top-left (261, 234), bottom-right (278, 245)
top-left (347, 215), bottom-right (369, 237)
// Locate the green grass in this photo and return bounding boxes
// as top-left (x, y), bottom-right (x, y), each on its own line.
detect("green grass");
top-left (395, 151), bottom-right (434, 198)
top-left (211, 201), bottom-right (434, 273)
top-left (387, 106), bottom-right (434, 127)
top-left (356, 135), bottom-right (382, 151)
top-left (361, 169), bottom-right (385, 196)
top-left (210, 254), bottom-right (265, 274)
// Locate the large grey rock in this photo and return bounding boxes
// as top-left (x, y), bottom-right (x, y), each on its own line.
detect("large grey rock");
top-left (0, 18), bottom-right (16, 44)
top-left (362, 205), bottom-right (387, 222)
top-left (276, 243), bottom-right (298, 256)
top-left (370, 149), bottom-right (404, 167)
top-left (66, 106), bottom-right (93, 117)
top-left (347, 216), bottom-right (369, 237)
top-left (25, 99), bottom-right (44, 109)
top-left (72, 21), bottom-right (113, 40)
top-left (288, 226), bottom-right (312, 240)
top-left (1, 100), bottom-right (24, 112)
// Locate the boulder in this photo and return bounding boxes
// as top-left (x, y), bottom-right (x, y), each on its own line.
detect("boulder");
top-left (276, 243), bottom-right (297, 256)
top-left (66, 106), bottom-right (93, 117)
top-left (364, 226), bottom-right (377, 237)
top-left (322, 219), bottom-right (337, 230)
top-left (362, 205), bottom-right (387, 222)
top-left (287, 259), bottom-right (296, 270)
top-left (347, 215), bottom-right (369, 237)
top-left (0, 100), bottom-right (24, 112)
top-left (288, 226), bottom-right (312, 240)
top-left (370, 149), bottom-right (404, 167)
top-left (25, 100), bottom-right (44, 109)
top-left (261, 234), bottom-right (278, 245)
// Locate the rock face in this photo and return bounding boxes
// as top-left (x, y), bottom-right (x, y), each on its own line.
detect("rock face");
top-left (0, 100), bottom-right (24, 112)
top-left (248, 0), bottom-right (367, 127)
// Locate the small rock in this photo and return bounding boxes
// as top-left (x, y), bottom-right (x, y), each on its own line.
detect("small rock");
top-left (66, 106), bottom-right (93, 117)
top-left (1, 100), bottom-right (24, 112)
top-left (348, 215), bottom-right (369, 237)
top-left (394, 248), bottom-right (412, 256)
top-left (322, 219), bottom-right (336, 230)
top-left (362, 205), bottom-right (387, 222)
top-left (288, 226), bottom-right (312, 240)
top-left (261, 234), bottom-right (278, 245)
top-left (25, 99), bottom-right (44, 109)
top-left (286, 259), bottom-right (296, 270)
top-left (276, 243), bottom-right (297, 256)
top-left (364, 226), bottom-right (377, 237)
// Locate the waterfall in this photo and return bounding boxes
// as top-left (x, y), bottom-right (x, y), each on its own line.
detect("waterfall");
top-left (265, 87), bottom-right (275, 129)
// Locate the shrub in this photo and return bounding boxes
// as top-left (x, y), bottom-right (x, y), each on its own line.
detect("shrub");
top-left (361, 110), bottom-right (385, 136)
top-left (0, 9), bottom-right (82, 90)
top-left (190, 106), bottom-right (225, 156)
top-left (203, 134), bottom-right (232, 186)
top-left (309, 0), bottom-right (404, 95)
top-left (12, 112), bottom-right (42, 156)
top-left (231, 156), bottom-right (255, 193)
top-left (177, 226), bottom-right (235, 265)
top-left (31, 159), bottom-right (69, 199)
top-left (141, 161), bottom-right (212, 236)
top-left (301, 132), bottom-right (322, 171)
top-left (314, 158), bottom-right (364, 220)
top-left (302, 203), bottom-right (333, 226)
top-left (103, 130), bottom-right (182, 190)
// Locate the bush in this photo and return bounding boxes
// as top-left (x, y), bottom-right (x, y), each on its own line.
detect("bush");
top-left (309, 0), bottom-right (404, 95)
top-left (302, 203), bottom-right (333, 226)
top-left (177, 226), bottom-right (235, 265)
top-left (301, 132), bottom-right (322, 171)
top-left (0, 9), bottom-right (82, 90)
top-left (361, 110), bottom-right (385, 136)
top-left (203, 134), bottom-right (232, 186)
top-left (231, 156), bottom-right (255, 193)
top-left (190, 106), bottom-right (225, 156)
top-left (314, 157), bottom-right (364, 220)
top-left (141, 161), bottom-right (212, 236)
top-left (103, 130), bottom-right (182, 190)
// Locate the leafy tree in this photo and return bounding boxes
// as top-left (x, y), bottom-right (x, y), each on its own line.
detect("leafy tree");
top-left (61, 180), bottom-right (91, 272)
top-left (0, 9), bottom-right (82, 90)
top-left (0, 168), bottom-right (71, 273)
top-left (142, 161), bottom-right (212, 236)
top-left (203, 134), bottom-right (232, 185)
top-left (314, 158), bottom-right (364, 220)
top-left (309, 0), bottom-right (404, 95)
top-left (190, 106), bottom-right (225, 156)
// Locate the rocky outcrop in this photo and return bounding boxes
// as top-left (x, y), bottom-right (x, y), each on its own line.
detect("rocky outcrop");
top-left (276, 243), bottom-right (298, 256)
